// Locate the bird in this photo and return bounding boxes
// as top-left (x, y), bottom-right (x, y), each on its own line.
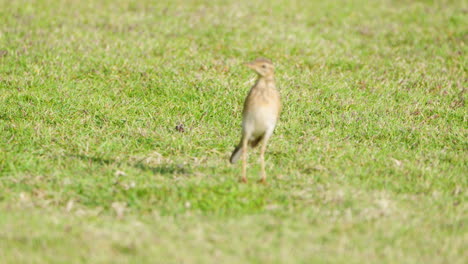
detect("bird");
top-left (230, 58), bottom-right (281, 183)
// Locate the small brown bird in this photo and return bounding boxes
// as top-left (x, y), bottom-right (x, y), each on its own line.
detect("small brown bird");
top-left (230, 58), bottom-right (281, 183)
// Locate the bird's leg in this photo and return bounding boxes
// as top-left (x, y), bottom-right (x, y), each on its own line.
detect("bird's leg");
top-left (259, 135), bottom-right (271, 184)
top-left (241, 136), bottom-right (248, 183)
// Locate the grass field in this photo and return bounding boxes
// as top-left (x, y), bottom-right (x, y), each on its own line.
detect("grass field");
top-left (1, 0), bottom-right (467, 263)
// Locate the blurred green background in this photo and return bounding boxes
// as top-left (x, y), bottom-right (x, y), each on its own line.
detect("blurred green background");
top-left (0, 0), bottom-right (466, 263)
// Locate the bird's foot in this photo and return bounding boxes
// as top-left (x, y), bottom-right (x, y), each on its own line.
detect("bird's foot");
top-left (257, 178), bottom-right (267, 184)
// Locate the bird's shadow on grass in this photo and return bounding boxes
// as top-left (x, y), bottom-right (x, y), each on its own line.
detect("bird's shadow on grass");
top-left (68, 154), bottom-right (191, 175)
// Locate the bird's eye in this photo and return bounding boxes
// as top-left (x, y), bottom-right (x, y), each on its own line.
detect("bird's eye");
top-left (262, 64), bottom-right (266, 68)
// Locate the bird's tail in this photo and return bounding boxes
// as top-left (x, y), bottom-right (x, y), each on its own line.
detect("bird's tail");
top-left (230, 135), bottom-right (264, 164)
top-left (230, 145), bottom-right (242, 164)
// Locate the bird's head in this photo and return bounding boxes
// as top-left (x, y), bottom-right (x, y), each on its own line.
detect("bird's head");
top-left (245, 58), bottom-right (274, 77)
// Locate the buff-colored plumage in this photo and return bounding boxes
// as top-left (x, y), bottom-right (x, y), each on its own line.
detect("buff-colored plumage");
top-left (230, 58), bottom-right (281, 183)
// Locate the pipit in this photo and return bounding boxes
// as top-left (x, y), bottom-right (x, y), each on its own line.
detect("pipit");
top-left (230, 58), bottom-right (281, 183)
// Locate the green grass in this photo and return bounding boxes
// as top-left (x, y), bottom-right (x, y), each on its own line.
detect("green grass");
top-left (0, 0), bottom-right (467, 263)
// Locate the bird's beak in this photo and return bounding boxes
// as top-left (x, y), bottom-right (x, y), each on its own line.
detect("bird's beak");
top-left (244, 62), bottom-right (256, 70)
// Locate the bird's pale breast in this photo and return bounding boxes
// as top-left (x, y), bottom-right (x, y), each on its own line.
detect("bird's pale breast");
top-left (242, 87), bottom-right (280, 138)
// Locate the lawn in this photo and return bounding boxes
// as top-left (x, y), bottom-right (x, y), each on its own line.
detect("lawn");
top-left (0, 0), bottom-right (466, 263)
